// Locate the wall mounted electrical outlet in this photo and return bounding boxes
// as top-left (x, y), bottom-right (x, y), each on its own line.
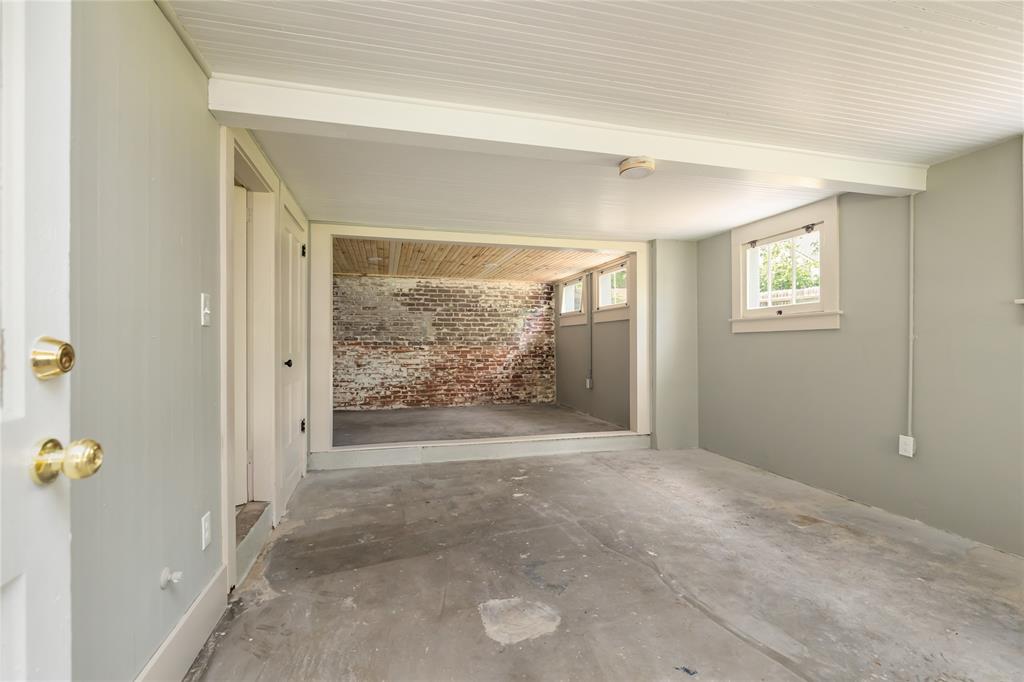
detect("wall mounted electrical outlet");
top-left (898, 435), bottom-right (916, 458)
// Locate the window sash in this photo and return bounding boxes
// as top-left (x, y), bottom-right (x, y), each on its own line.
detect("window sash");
top-left (596, 263), bottom-right (628, 309)
top-left (745, 225), bottom-right (823, 315)
top-left (560, 278), bottom-right (584, 315)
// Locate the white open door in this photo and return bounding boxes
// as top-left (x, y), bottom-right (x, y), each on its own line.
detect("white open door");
top-left (278, 204), bottom-right (308, 497)
top-left (0, 2), bottom-right (93, 679)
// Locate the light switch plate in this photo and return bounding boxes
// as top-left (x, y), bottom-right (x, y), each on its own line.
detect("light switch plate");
top-left (200, 293), bottom-right (212, 327)
top-left (201, 511), bottom-right (212, 550)
top-left (898, 434), bottom-right (916, 458)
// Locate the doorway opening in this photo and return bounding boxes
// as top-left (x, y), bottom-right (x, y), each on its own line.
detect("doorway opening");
top-left (327, 237), bottom-right (635, 449)
top-left (221, 131), bottom-right (310, 588)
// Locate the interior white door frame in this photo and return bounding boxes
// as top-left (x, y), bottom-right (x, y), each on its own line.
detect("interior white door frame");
top-left (0, 1), bottom-right (74, 678)
top-left (218, 128), bottom-right (311, 587)
top-left (230, 185), bottom-right (249, 506)
top-left (308, 223), bottom-right (651, 455)
top-left (218, 128), bottom-right (278, 587)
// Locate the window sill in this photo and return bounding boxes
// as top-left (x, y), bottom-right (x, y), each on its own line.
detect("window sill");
top-left (730, 310), bottom-right (843, 333)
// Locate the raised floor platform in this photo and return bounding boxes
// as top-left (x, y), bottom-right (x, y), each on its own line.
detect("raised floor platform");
top-left (333, 403), bottom-right (625, 447)
top-left (312, 431), bottom-right (649, 471)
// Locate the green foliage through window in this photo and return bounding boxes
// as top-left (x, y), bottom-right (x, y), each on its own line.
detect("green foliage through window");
top-left (748, 231), bottom-right (820, 308)
top-left (599, 267), bottom-right (627, 307)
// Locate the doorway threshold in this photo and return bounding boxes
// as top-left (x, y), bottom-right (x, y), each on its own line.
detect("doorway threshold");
top-left (309, 430), bottom-right (650, 471)
top-left (234, 501), bottom-right (271, 587)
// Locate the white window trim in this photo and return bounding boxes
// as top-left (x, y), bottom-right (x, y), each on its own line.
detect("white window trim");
top-left (558, 275), bottom-right (587, 325)
top-left (730, 196), bottom-right (841, 333)
top-left (595, 260), bottom-right (630, 312)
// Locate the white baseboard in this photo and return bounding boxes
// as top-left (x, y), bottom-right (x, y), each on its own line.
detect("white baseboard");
top-left (136, 565), bottom-right (227, 682)
top-left (310, 432), bottom-right (651, 470)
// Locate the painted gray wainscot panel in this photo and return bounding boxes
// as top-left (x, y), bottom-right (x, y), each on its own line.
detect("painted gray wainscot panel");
top-left (70, 2), bottom-right (223, 679)
top-left (556, 320), bottom-right (629, 428)
top-left (697, 137), bottom-right (1024, 555)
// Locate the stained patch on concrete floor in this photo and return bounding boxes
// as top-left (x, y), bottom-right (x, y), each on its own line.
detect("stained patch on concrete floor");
top-left (790, 514), bottom-right (823, 528)
top-left (478, 597), bottom-right (561, 645)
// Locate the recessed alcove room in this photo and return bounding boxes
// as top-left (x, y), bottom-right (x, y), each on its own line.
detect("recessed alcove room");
top-left (329, 237), bottom-right (637, 447)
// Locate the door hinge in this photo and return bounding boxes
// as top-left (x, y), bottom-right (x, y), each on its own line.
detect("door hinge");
top-left (300, 418), bottom-right (306, 433)
top-left (301, 244), bottom-right (307, 257)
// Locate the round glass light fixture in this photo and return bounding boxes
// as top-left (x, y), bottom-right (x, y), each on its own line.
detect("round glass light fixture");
top-left (619, 156), bottom-right (656, 179)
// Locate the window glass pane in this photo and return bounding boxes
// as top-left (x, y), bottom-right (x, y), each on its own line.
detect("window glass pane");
top-left (746, 231), bottom-right (820, 309)
top-left (599, 267), bottom-right (627, 307)
top-left (561, 280), bottom-right (582, 313)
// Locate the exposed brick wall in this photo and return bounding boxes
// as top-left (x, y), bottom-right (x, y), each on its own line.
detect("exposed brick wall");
top-left (333, 275), bottom-right (555, 409)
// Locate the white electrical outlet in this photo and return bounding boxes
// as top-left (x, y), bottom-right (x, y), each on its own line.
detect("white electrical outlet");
top-left (201, 511), bottom-right (212, 550)
top-left (898, 435), bottom-right (916, 458)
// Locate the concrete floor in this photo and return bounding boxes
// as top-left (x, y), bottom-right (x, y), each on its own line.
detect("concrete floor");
top-left (188, 449), bottom-right (1023, 681)
top-left (333, 403), bottom-right (624, 447)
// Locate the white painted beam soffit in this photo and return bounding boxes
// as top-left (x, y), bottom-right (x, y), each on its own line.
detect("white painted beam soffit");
top-left (211, 75), bottom-right (927, 197)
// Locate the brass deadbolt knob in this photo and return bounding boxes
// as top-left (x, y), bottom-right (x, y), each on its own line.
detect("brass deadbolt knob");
top-left (31, 337), bottom-right (75, 380)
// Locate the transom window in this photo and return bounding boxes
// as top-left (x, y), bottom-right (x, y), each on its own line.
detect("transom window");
top-left (598, 264), bottom-right (628, 308)
top-left (560, 278), bottom-right (583, 314)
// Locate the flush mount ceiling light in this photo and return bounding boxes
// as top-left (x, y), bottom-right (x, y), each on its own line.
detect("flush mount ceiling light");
top-left (618, 156), bottom-right (656, 179)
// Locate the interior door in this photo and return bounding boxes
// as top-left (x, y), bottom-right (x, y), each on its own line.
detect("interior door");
top-left (0, 2), bottom-right (94, 678)
top-left (278, 206), bottom-right (308, 490)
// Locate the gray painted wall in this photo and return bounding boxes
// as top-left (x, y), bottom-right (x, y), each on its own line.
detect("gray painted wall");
top-left (651, 240), bottom-right (699, 449)
top-left (70, 3), bottom-right (222, 679)
top-left (698, 137), bottom-right (1023, 555)
top-left (556, 320), bottom-right (630, 428)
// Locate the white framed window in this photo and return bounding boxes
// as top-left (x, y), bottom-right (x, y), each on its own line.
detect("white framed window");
top-left (560, 277), bottom-right (584, 316)
top-left (731, 197), bottom-right (840, 333)
top-left (597, 262), bottom-right (628, 309)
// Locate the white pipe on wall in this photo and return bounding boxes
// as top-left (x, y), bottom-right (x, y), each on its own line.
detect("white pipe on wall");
top-left (906, 194), bottom-right (916, 437)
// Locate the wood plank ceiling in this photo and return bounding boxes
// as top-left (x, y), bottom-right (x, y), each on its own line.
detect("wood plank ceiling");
top-left (171, 1), bottom-right (1022, 165)
top-left (332, 238), bottom-right (625, 282)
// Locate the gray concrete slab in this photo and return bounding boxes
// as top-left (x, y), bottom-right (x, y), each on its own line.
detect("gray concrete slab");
top-left (187, 449), bottom-right (1023, 681)
top-left (333, 403), bottom-right (625, 447)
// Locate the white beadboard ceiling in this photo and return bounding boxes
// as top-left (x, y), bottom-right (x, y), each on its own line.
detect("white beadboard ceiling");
top-left (172, 0), bottom-right (1022, 165)
top-left (254, 130), bottom-right (836, 240)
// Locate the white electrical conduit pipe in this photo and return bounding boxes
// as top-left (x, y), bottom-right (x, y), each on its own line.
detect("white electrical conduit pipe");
top-left (906, 194), bottom-right (917, 438)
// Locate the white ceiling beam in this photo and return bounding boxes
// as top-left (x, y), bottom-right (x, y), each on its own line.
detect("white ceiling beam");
top-left (209, 75), bottom-right (926, 196)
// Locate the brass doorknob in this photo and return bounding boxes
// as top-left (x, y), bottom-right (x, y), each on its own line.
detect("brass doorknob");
top-left (30, 438), bottom-right (104, 485)
top-left (31, 337), bottom-right (75, 379)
